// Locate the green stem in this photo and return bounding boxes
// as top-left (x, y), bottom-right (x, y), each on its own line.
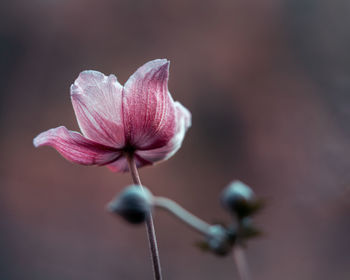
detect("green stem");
top-left (126, 154), bottom-right (162, 280)
top-left (154, 196), bottom-right (211, 235)
top-left (233, 245), bottom-right (250, 280)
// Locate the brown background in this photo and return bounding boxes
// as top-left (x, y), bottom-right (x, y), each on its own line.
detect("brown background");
top-left (1, 0), bottom-right (350, 279)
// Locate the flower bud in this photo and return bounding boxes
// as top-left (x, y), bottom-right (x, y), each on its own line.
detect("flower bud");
top-left (221, 181), bottom-right (259, 219)
top-left (108, 185), bottom-right (153, 224)
top-left (206, 225), bottom-right (234, 256)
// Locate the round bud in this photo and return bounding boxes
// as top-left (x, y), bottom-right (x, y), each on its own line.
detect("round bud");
top-left (221, 181), bottom-right (257, 219)
top-left (108, 185), bottom-right (153, 224)
top-left (206, 225), bottom-right (234, 256)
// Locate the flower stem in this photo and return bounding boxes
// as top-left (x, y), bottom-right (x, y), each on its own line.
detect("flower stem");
top-left (126, 154), bottom-right (162, 280)
top-left (154, 197), bottom-right (211, 236)
top-left (233, 243), bottom-right (250, 280)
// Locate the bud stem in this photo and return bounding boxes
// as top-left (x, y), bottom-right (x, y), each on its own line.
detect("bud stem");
top-left (233, 245), bottom-right (250, 280)
top-left (154, 197), bottom-right (211, 236)
top-left (126, 154), bottom-right (162, 280)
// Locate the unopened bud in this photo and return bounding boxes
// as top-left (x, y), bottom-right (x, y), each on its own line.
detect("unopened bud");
top-left (206, 225), bottom-right (235, 256)
top-left (108, 185), bottom-right (153, 224)
top-left (221, 181), bottom-right (259, 219)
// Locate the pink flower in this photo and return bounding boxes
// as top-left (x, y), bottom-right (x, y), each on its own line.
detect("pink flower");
top-left (33, 59), bottom-right (191, 172)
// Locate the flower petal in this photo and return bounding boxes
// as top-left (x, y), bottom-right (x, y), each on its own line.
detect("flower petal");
top-left (71, 70), bottom-right (125, 148)
top-left (33, 126), bottom-right (121, 165)
top-left (107, 154), bottom-right (152, 172)
top-left (135, 101), bottom-right (191, 164)
top-left (123, 59), bottom-right (176, 150)
top-left (106, 158), bottom-right (129, 172)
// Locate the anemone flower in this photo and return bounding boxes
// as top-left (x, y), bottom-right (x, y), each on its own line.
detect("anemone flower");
top-left (33, 59), bottom-right (191, 172)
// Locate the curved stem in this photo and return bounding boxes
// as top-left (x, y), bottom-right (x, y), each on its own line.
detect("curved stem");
top-left (126, 154), bottom-right (162, 280)
top-left (154, 197), bottom-right (211, 236)
top-left (233, 245), bottom-right (250, 280)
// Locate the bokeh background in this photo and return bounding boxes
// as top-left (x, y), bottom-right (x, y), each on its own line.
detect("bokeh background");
top-left (1, 0), bottom-right (350, 279)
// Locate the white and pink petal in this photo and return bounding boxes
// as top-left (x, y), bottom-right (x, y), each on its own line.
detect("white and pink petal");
top-left (136, 101), bottom-right (191, 164)
top-left (33, 126), bottom-right (121, 166)
top-left (71, 71), bottom-right (125, 148)
top-left (123, 59), bottom-right (176, 150)
top-left (106, 155), bottom-right (151, 172)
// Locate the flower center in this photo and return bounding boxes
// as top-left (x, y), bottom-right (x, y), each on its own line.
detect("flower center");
top-left (123, 144), bottom-right (136, 157)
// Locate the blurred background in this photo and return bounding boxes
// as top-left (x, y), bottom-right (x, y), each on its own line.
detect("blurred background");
top-left (1, 0), bottom-right (350, 279)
